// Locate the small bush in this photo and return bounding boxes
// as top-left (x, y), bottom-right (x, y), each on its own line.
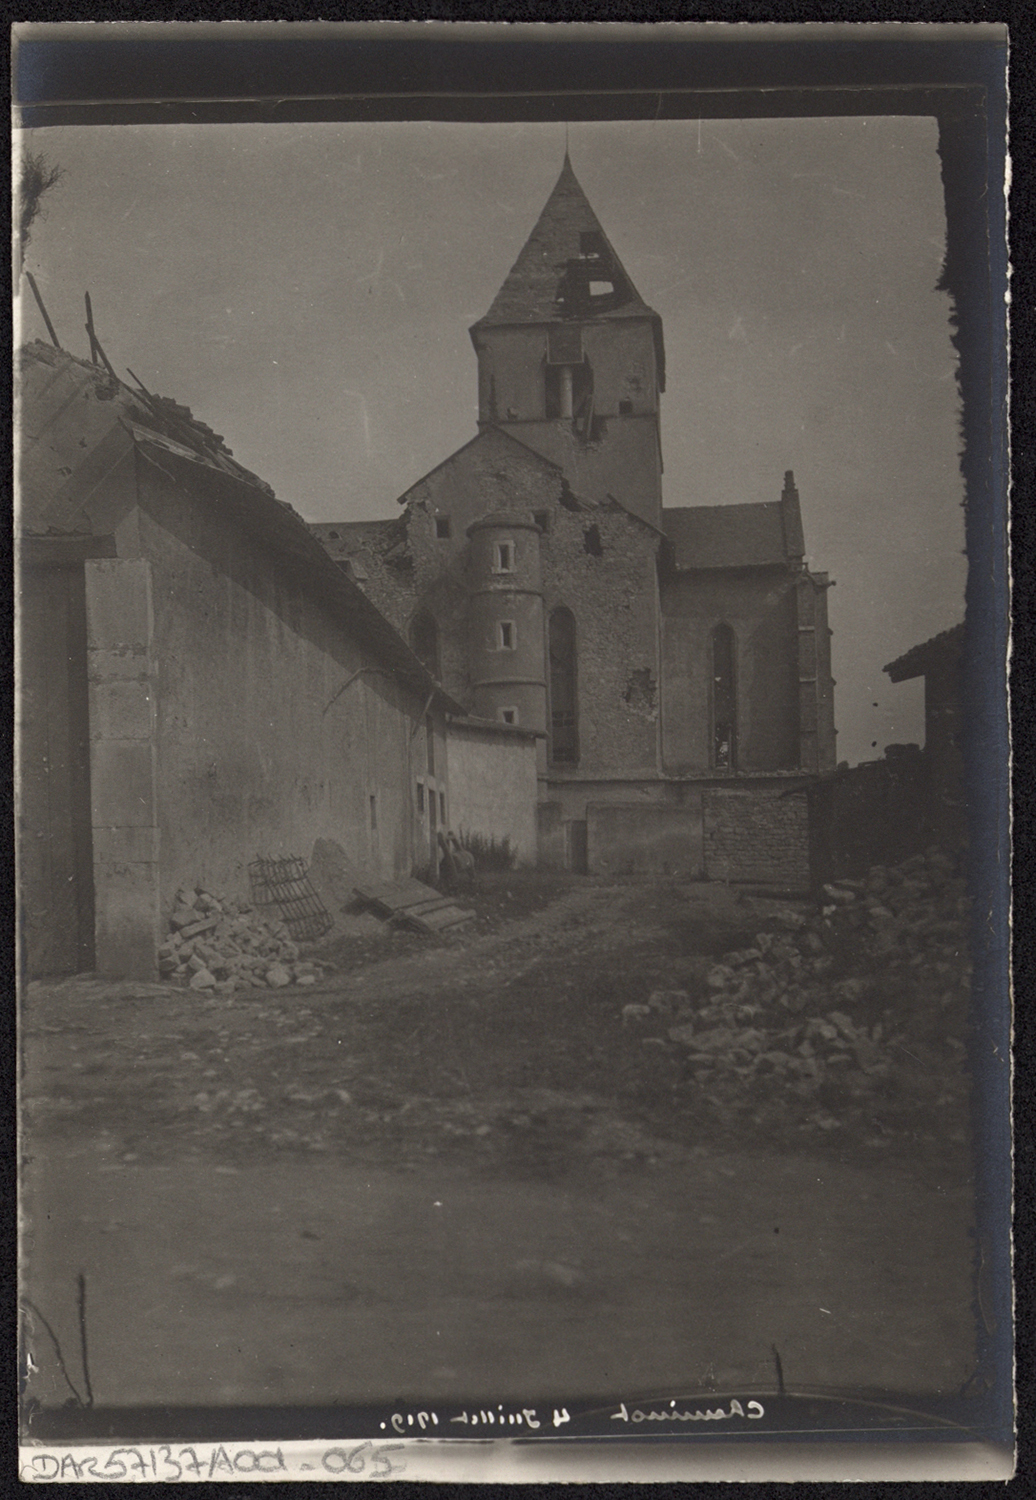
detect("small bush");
top-left (457, 830), bottom-right (516, 872)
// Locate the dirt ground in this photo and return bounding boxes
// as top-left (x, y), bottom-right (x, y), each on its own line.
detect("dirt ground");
top-left (20, 874), bottom-right (978, 1412)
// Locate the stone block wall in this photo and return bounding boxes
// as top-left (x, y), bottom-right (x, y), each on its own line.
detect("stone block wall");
top-left (703, 786), bottom-right (811, 887)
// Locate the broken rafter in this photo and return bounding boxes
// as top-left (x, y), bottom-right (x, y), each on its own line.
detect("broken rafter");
top-left (83, 292), bottom-right (119, 383)
top-left (24, 272), bottom-right (60, 348)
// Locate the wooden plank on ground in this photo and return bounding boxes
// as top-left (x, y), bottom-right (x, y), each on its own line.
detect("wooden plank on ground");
top-left (392, 896), bottom-right (457, 918)
top-left (354, 878), bottom-right (439, 916)
top-left (401, 904), bottom-right (475, 934)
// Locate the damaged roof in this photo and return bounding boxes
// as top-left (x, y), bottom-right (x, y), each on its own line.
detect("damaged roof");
top-left (471, 154), bottom-right (665, 388)
top-left (17, 341), bottom-right (462, 713)
top-left (884, 623), bottom-right (965, 682)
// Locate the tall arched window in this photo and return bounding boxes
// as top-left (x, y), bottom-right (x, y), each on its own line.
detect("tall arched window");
top-left (410, 610), bottom-right (440, 680)
top-left (549, 607), bottom-right (579, 765)
top-left (712, 623), bottom-right (737, 770)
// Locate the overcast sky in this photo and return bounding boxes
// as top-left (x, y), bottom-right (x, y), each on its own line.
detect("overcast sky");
top-left (17, 115), bottom-right (965, 765)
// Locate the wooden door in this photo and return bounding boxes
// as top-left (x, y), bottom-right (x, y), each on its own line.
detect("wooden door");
top-left (18, 563), bottom-right (95, 976)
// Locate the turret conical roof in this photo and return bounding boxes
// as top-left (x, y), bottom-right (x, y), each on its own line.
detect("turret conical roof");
top-left (473, 154), bottom-right (660, 331)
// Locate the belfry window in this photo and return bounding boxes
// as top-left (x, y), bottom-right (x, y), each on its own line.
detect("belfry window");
top-left (545, 358), bottom-right (594, 423)
top-left (549, 607), bottom-right (579, 766)
top-left (409, 610), bottom-right (440, 680)
top-left (712, 624), bottom-right (738, 770)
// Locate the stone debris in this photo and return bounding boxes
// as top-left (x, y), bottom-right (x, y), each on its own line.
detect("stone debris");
top-left (630, 847), bottom-right (972, 1138)
top-left (159, 886), bottom-right (334, 993)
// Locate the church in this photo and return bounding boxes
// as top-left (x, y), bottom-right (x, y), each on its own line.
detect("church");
top-left (312, 154), bottom-right (837, 885)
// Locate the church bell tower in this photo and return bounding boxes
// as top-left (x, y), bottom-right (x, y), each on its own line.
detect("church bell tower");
top-left (469, 153), bottom-right (666, 531)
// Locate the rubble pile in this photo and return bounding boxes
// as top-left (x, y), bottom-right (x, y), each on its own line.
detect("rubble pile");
top-left (640, 848), bottom-right (972, 1141)
top-left (158, 887), bottom-right (333, 993)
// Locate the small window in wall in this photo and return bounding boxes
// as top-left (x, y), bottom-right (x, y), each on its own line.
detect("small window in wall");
top-left (370, 794), bottom-right (378, 831)
top-left (416, 781), bottom-right (425, 814)
top-left (712, 623), bottom-right (738, 771)
top-left (549, 606), bottom-right (579, 765)
top-left (494, 541), bottom-right (514, 573)
top-left (328, 529), bottom-right (340, 539)
top-left (533, 511), bottom-right (549, 533)
top-left (583, 524), bottom-right (603, 557)
top-left (498, 621), bottom-right (515, 650)
top-left (439, 790), bottom-right (446, 822)
top-left (499, 707), bottom-right (518, 725)
top-left (618, 399), bottom-right (633, 416)
top-left (435, 515), bottom-right (451, 539)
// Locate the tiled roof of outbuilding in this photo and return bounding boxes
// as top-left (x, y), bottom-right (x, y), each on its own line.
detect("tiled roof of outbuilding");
top-left (884, 623), bottom-right (965, 681)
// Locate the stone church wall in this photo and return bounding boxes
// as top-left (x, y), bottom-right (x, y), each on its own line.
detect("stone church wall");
top-left (540, 502), bottom-right (661, 777)
top-left (661, 571), bottom-right (800, 774)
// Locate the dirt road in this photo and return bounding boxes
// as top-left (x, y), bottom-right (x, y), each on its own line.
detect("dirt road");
top-left (21, 876), bottom-right (977, 1410)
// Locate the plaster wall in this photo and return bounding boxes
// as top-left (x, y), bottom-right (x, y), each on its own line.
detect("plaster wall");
top-left (135, 467), bottom-right (430, 918)
top-left (446, 723), bottom-right (538, 864)
top-left (586, 800), bottom-right (704, 879)
top-left (84, 557), bottom-right (161, 979)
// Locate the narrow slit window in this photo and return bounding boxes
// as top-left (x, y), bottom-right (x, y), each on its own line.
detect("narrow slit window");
top-left (439, 791), bottom-right (446, 822)
top-left (533, 511), bottom-right (549, 533)
top-left (416, 782), bottom-right (425, 814)
top-left (495, 541), bottom-right (514, 573)
top-left (435, 515), bottom-right (451, 539)
top-left (549, 607), bottom-right (579, 766)
top-left (370, 794), bottom-right (378, 831)
top-left (499, 621), bottom-right (515, 650)
top-left (712, 623), bottom-right (738, 771)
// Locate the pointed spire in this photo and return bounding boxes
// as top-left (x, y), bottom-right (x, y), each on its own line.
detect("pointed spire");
top-left (473, 154), bottom-right (658, 330)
